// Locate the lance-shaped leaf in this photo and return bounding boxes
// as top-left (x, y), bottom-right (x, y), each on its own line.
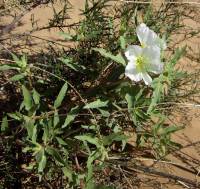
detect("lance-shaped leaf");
top-left (83, 99), bottom-right (109, 109)
top-left (59, 58), bottom-right (86, 72)
top-left (75, 135), bottom-right (101, 148)
top-left (93, 48), bottom-right (126, 66)
top-left (46, 146), bottom-right (66, 166)
top-left (32, 88), bottom-right (40, 105)
top-left (54, 82), bottom-right (68, 108)
top-left (62, 106), bottom-right (80, 128)
top-left (22, 85), bottom-right (32, 111)
top-left (0, 65), bottom-right (19, 71)
top-left (10, 74), bottom-right (25, 81)
top-left (36, 148), bottom-right (47, 173)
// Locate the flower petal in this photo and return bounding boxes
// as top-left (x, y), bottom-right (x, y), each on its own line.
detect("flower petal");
top-left (125, 62), bottom-right (142, 82)
top-left (149, 61), bottom-right (164, 74)
top-left (142, 46), bottom-right (160, 61)
top-left (142, 47), bottom-right (164, 74)
top-left (136, 23), bottom-right (157, 47)
top-left (141, 72), bottom-right (152, 85)
top-left (136, 23), bottom-right (149, 45)
top-left (125, 45), bottom-right (142, 61)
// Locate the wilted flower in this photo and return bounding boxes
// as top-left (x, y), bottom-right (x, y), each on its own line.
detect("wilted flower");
top-left (136, 23), bottom-right (167, 50)
top-left (125, 45), bottom-right (163, 85)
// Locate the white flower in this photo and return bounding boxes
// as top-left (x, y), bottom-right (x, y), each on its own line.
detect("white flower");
top-left (136, 23), bottom-right (167, 50)
top-left (125, 45), bottom-right (163, 85)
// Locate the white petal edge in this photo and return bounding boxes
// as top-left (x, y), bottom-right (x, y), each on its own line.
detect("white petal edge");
top-left (136, 23), bottom-right (150, 46)
top-left (149, 61), bottom-right (164, 74)
top-left (146, 30), bottom-right (158, 47)
top-left (125, 62), bottom-right (142, 82)
top-left (136, 23), bottom-right (166, 49)
top-left (141, 72), bottom-right (152, 85)
top-left (136, 23), bottom-right (158, 47)
top-left (155, 37), bottom-right (167, 50)
top-left (125, 45), bottom-right (142, 61)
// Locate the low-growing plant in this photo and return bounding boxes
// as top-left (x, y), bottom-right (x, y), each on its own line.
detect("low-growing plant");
top-left (0, 0), bottom-right (200, 188)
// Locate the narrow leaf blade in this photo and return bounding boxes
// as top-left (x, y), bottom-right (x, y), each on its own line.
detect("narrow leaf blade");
top-left (83, 99), bottom-right (108, 109)
top-left (54, 82), bottom-right (68, 108)
top-left (22, 85), bottom-right (32, 111)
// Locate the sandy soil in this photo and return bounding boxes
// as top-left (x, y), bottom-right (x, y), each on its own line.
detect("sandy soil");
top-left (0, 0), bottom-right (85, 52)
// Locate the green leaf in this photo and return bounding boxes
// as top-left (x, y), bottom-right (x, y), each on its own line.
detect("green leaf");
top-left (42, 124), bottom-right (50, 145)
top-left (22, 85), bottom-right (32, 111)
top-left (12, 53), bottom-right (27, 68)
top-left (56, 137), bottom-right (68, 146)
top-left (119, 35), bottom-right (126, 50)
top-left (0, 65), bottom-right (11, 71)
top-left (75, 135), bottom-right (101, 148)
top-left (163, 125), bottom-right (181, 135)
top-left (147, 75), bottom-right (165, 114)
top-left (1, 116), bottom-right (8, 132)
top-left (32, 88), bottom-right (40, 105)
top-left (21, 55), bottom-right (27, 68)
top-left (0, 65), bottom-right (19, 71)
top-left (53, 110), bottom-right (60, 127)
top-left (83, 99), bottom-right (109, 109)
top-left (7, 112), bottom-right (22, 121)
top-left (62, 106), bottom-right (80, 128)
top-left (59, 58), bottom-right (85, 72)
top-left (98, 109), bottom-right (110, 117)
top-left (102, 133), bottom-right (128, 146)
top-left (24, 118), bottom-right (37, 142)
top-left (125, 93), bottom-right (134, 112)
top-left (10, 74), bottom-right (25, 81)
top-left (37, 148), bottom-right (46, 173)
top-left (62, 167), bottom-right (73, 182)
top-left (12, 54), bottom-right (21, 67)
top-left (46, 146), bottom-right (66, 166)
top-left (54, 82), bottom-right (68, 108)
top-left (81, 125), bottom-right (96, 130)
top-left (31, 124), bottom-right (37, 143)
top-left (135, 88), bottom-right (144, 101)
top-left (86, 151), bottom-right (100, 189)
top-left (93, 48), bottom-right (126, 66)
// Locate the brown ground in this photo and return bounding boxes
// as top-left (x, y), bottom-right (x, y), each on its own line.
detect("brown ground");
top-left (0, 0), bottom-right (200, 188)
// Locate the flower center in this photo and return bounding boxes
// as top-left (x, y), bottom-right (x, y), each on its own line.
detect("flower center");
top-left (141, 42), bottom-right (146, 48)
top-left (136, 55), bottom-right (147, 72)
